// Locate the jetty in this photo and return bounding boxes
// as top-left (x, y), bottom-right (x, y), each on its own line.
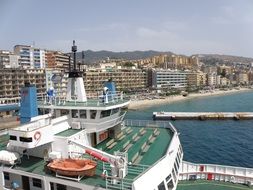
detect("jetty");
top-left (153, 112), bottom-right (253, 120)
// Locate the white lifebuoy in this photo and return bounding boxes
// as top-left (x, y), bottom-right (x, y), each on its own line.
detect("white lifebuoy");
top-left (34, 131), bottom-right (41, 141)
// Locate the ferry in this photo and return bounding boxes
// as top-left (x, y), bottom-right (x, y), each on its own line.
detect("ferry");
top-left (0, 42), bottom-right (252, 190)
top-left (0, 42), bottom-right (183, 190)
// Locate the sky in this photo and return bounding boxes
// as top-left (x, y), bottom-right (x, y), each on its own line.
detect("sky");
top-left (0, 0), bottom-right (253, 57)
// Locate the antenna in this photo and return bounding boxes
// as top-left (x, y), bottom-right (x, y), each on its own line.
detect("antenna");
top-left (68, 40), bottom-right (83, 78)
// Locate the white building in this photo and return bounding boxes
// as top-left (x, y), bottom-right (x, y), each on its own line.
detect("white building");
top-left (207, 72), bottom-right (217, 87)
top-left (151, 69), bottom-right (188, 89)
top-left (0, 50), bottom-right (19, 68)
top-left (14, 45), bottom-right (46, 69)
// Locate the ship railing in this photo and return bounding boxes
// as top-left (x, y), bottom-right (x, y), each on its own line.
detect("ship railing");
top-left (124, 119), bottom-right (172, 129)
top-left (103, 162), bottom-right (150, 177)
top-left (180, 161), bottom-right (253, 184)
top-left (38, 91), bottom-right (129, 106)
top-left (105, 175), bottom-right (133, 190)
top-left (79, 112), bottom-right (126, 132)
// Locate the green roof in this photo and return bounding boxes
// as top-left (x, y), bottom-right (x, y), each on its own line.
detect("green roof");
top-left (55, 129), bottom-right (82, 137)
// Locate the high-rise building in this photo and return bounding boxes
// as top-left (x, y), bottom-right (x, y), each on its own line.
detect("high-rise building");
top-left (45, 50), bottom-right (70, 70)
top-left (0, 50), bottom-right (19, 68)
top-left (83, 68), bottom-right (147, 93)
top-left (14, 45), bottom-right (45, 68)
top-left (0, 69), bottom-right (46, 98)
top-left (149, 69), bottom-right (188, 89)
top-left (187, 71), bottom-right (207, 87)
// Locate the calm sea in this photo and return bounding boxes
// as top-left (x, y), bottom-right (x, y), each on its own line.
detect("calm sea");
top-left (126, 91), bottom-right (253, 168)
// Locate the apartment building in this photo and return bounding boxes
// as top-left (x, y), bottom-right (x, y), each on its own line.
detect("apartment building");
top-left (83, 68), bottom-right (147, 93)
top-left (0, 50), bottom-right (19, 68)
top-left (14, 45), bottom-right (46, 68)
top-left (0, 69), bottom-right (46, 98)
top-left (237, 73), bottom-right (249, 85)
top-left (149, 54), bottom-right (199, 70)
top-left (45, 50), bottom-right (69, 70)
top-left (149, 69), bottom-right (188, 89)
top-left (207, 73), bottom-right (217, 87)
top-left (187, 71), bottom-right (207, 87)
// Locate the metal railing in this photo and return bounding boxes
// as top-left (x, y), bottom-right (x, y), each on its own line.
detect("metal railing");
top-left (79, 112), bottom-right (126, 132)
top-left (38, 91), bottom-right (130, 107)
top-left (124, 119), bottom-right (171, 129)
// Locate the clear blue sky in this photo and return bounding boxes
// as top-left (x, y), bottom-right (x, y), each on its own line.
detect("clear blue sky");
top-left (0, 0), bottom-right (253, 57)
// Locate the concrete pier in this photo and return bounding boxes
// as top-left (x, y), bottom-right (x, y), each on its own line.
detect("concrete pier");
top-left (153, 112), bottom-right (253, 120)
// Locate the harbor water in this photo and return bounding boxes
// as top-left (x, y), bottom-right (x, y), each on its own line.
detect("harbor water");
top-left (126, 91), bottom-right (253, 168)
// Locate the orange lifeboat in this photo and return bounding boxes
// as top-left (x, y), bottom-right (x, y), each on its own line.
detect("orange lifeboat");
top-left (47, 159), bottom-right (97, 177)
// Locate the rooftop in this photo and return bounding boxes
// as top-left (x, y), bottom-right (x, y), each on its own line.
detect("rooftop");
top-left (55, 128), bottom-right (82, 137)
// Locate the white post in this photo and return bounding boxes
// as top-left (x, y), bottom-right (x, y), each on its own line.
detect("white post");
top-left (0, 168), bottom-right (5, 189)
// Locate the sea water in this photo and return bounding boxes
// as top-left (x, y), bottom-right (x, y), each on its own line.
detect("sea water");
top-left (126, 91), bottom-right (253, 167)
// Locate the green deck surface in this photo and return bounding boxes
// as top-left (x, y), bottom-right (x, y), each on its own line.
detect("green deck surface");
top-left (177, 180), bottom-right (252, 190)
top-left (5, 126), bottom-right (173, 188)
top-left (55, 129), bottom-right (82, 137)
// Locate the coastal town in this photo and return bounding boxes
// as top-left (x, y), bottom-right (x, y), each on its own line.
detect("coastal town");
top-left (1, 44), bottom-right (253, 117)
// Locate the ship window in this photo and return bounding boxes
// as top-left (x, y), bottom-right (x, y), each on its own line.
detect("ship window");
top-left (167, 179), bottom-right (174, 190)
top-left (90, 110), bottom-right (97, 119)
top-left (172, 168), bottom-right (177, 182)
top-left (56, 184), bottom-right (66, 190)
top-left (10, 135), bottom-right (17, 141)
top-left (80, 110), bottom-right (87, 119)
top-left (174, 162), bottom-right (179, 175)
top-left (71, 110), bottom-right (79, 118)
top-left (4, 172), bottom-right (9, 180)
top-left (111, 108), bottom-right (119, 115)
top-left (60, 110), bottom-right (69, 116)
top-left (19, 137), bottom-right (33, 142)
top-left (100, 110), bottom-right (111, 118)
top-left (50, 182), bottom-right (54, 190)
top-left (166, 174), bottom-right (171, 182)
top-left (158, 181), bottom-right (166, 190)
top-left (32, 178), bottom-right (42, 188)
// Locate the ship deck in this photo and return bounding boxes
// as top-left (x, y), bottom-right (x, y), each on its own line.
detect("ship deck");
top-left (177, 180), bottom-right (252, 190)
top-left (0, 125), bottom-right (173, 189)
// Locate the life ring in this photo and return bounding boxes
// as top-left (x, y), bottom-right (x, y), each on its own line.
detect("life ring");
top-left (34, 131), bottom-right (41, 141)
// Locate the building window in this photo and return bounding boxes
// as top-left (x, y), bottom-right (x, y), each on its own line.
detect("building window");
top-left (19, 137), bottom-right (33, 142)
top-left (10, 135), bottom-right (17, 141)
top-left (56, 184), bottom-right (66, 190)
top-left (158, 181), bottom-right (166, 190)
top-left (4, 172), bottom-right (10, 180)
top-left (71, 110), bottom-right (78, 118)
top-left (90, 110), bottom-right (97, 119)
top-left (32, 178), bottom-right (42, 188)
top-left (80, 110), bottom-right (87, 119)
top-left (100, 110), bottom-right (111, 118)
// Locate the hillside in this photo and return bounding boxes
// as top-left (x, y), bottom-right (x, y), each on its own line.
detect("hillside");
top-left (76, 50), bottom-right (173, 63)
top-left (199, 54), bottom-right (253, 65)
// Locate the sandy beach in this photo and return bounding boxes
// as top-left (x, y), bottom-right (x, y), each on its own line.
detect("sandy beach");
top-left (128, 88), bottom-right (253, 110)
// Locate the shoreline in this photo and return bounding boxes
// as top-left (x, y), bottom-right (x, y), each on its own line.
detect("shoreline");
top-left (128, 88), bottom-right (253, 110)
